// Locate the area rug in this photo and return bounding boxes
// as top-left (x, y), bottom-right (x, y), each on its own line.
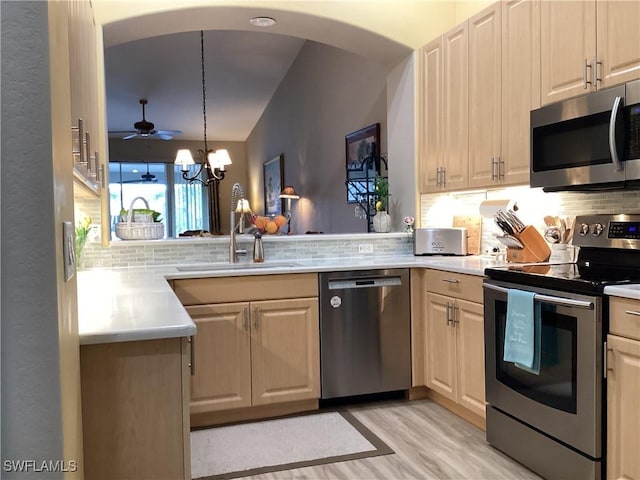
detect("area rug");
top-left (191, 410), bottom-right (394, 479)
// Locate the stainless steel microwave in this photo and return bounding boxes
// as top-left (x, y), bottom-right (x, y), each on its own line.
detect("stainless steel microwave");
top-left (530, 79), bottom-right (640, 191)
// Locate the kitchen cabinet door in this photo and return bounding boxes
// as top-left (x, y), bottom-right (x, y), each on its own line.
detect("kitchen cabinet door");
top-left (455, 299), bottom-right (486, 419)
top-left (251, 298), bottom-right (320, 406)
top-left (541, 0), bottom-right (596, 105)
top-left (425, 292), bottom-right (457, 401)
top-left (607, 334), bottom-right (640, 480)
top-left (468, 3), bottom-right (502, 188)
top-left (419, 37), bottom-right (444, 193)
top-left (596, 0), bottom-right (640, 89)
top-left (501, 0), bottom-right (540, 185)
top-left (186, 302), bottom-right (252, 413)
top-left (442, 22), bottom-right (469, 191)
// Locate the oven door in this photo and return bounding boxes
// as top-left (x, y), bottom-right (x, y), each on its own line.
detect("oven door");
top-left (483, 280), bottom-right (603, 458)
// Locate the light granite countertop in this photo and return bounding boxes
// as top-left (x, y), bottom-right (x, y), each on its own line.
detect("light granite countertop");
top-left (77, 255), bottom-right (640, 345)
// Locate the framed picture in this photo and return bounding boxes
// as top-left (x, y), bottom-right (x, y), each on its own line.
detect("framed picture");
top-left (345, 123), bottom-right (380, 171)
top-left (263, 154), bottom-right (284, 215)
top-left (345, 123), bottom-right (380, 204)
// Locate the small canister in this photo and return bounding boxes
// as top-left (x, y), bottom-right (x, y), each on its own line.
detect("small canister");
top-left (253, 232), bottom-right (264, 263)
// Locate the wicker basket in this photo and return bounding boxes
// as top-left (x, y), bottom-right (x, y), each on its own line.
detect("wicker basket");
top-left (115, 197), bottom-right (164, 240)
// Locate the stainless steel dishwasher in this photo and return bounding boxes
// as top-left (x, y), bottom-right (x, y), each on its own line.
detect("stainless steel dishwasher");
top-left (319, 269), bottom-right (411, 399)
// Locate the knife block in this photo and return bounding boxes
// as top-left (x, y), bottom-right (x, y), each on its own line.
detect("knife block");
top-left (507, 226), bottom-right (551, 263)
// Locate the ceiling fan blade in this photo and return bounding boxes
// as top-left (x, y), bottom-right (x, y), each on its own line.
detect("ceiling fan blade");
top-left (155, 129), bottom-right (182, 135)
top-left (156, 133), bottom-right (173, 140)
top-left (122, 133), bottom-right (138, 140)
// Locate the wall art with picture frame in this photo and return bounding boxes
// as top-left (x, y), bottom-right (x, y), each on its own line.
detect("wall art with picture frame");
top-left (263, 154), bottom-right (285, 216)
top-left (345, 123), bottom-right (381, 204)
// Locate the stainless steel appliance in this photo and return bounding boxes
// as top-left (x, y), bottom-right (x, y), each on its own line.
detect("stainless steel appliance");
top-left (319, 269), bottom-right (411, 399)
top-left (530, 79), bottom-right (640, 191)
top-left (414, 227), bottom-right (468, 256)
top-left (484, 214), bottom-right (640, 480)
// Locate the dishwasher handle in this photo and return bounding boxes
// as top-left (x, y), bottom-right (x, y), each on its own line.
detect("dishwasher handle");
top-left (328, 276), bottom-right (403, 290)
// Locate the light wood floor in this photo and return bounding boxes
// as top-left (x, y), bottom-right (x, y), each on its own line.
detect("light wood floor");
top-left (238, 399), bottom-right (542, 480)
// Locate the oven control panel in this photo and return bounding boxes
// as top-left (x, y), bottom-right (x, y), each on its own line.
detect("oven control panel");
top-left (574, 214), bottom-right (640, 248)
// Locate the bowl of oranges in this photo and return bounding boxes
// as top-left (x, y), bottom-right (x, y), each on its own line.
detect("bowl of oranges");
top-left (250, 214), bottom-right (288, 234)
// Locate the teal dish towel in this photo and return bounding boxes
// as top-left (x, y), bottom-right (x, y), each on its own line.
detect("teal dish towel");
top-left (503, 289), bottom-right (541, 374)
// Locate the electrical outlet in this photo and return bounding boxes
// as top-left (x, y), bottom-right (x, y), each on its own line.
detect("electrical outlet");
top-left (358, 244), bottom-right (373, 254)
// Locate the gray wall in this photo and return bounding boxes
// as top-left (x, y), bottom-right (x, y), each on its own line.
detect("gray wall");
top-left (246, 41), bottom-right (390, 234)
top-left (1, 1), bottom-right (65, 474)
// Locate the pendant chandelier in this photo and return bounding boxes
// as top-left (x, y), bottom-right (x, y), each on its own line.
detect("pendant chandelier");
top-left (174, 30), bottom-right (231, 234)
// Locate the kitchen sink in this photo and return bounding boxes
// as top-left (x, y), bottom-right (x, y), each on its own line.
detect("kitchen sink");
top-left (176, 261), bottom-right (301, 272)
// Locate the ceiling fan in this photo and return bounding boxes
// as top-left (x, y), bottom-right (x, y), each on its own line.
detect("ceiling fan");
top-left (109, 98), bottom-right (182, 140)
top-left (120, 164), bottom-right (158, 184)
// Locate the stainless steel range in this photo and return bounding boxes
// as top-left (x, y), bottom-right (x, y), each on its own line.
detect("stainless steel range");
top-left (483, 214), bottom-right (640, 480)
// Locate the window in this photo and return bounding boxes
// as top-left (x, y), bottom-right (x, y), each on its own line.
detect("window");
top-left (109, 162), bottom-right (209, 238)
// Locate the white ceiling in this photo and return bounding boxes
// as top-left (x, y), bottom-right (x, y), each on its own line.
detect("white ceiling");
top-left (103, 6), bottom-right (413, 143)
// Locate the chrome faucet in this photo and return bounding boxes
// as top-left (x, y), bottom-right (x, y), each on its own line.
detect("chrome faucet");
top-left (229, 182), bottom-right (247, 263)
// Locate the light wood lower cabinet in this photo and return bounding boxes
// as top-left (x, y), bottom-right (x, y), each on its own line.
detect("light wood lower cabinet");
top-left (186, 298), bottom-right (320, 416)
top-left (80, 337), bottom-right (191, 480)
top-left (174, 274), bottom-right (320, 426)
top-left (425, 292), bottom-right (486, 419)
top-left (413, 269), bottom-right (486, 422)
top-left (607, 297), bottom-right (640, 480)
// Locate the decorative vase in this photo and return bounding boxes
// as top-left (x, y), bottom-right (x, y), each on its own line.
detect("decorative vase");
top-left (372, 211), bottom-right (391, 233)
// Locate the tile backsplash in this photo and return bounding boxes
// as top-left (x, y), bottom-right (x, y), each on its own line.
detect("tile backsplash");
top-left (75, 185), bottom-right (640, 268)
top-left (420, 186), bottom-right (640, 254)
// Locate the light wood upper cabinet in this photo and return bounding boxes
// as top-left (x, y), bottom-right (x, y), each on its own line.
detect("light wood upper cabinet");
top-left (541, 0), bottom-right (640, 105)
top-left (251, 298), bottom-right (320, 406)
top-left (442, 22), bottom-right (469, 191)
top-left (468, 3), bottom-right (502, 188)
top-left (597, 0), bottom-right (640, 89)
top-left (501, 0), bottom-right (541, 185)
top-left (419, 37), bottom-right (444, 193)
top-left (186, 302), bottom-right (252, 413)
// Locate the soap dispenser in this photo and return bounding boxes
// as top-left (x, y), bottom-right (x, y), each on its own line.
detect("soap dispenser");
top-left (253, 232), bottom-right (264, 263)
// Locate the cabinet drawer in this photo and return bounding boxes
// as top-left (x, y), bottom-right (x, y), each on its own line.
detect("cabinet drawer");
top-left (610, 297), bottom-right (640, 342)
top-left (173, 273), bottom-right (318, 306)
top-left (425, 269), bottom-right (483, 304)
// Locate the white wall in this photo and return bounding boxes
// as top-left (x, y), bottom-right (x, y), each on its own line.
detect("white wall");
top-left (387, 53), bottom-right (417, 230)
top-left (1, 0), bottom-right (66, 474)
top-left (246, 41), bottom-right (390, 233)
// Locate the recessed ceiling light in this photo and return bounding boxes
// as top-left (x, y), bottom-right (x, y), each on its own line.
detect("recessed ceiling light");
top-left (249, 16), bottom-right (276, 27)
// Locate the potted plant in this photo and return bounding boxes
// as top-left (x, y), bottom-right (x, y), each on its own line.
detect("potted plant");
top-left (372, 176), bottom-right (391, 232)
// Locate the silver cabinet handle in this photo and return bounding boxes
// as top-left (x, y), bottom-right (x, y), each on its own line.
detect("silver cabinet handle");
top-left (604, 341), bottom-right (609, 378)
top-left (625, 310), bottom-right (640, 317)
top-left (584, 58), bottom-right (592, 89)
top-left (446, 302), bottom-right (453, 325)
top-left (441, 168), bottom-right (446, 187)
top-left (243, 307), bottom-right (249, 331)
top-left (491, 157), bottom-right (497, 180)
top-left (453, 305), bottom-right (459, 325)
top-left (497, 156), bottom-right (504, 179)
top-left (253, 307), bottom-right (259, 330)
top-left (593, 56), bottom-right (601, 86)
top-left (189, 336), bottom-right (195, 376)
top-left (442, 278), bottom-right (459, 284)
top-left (436, 167), bottom-right (443, 186)
top-left (609, 96), bottom-right (624, 172)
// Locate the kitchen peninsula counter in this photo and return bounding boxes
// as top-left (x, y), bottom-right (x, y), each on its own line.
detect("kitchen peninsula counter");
top-left (77, 254), bottom-right (503, 345)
